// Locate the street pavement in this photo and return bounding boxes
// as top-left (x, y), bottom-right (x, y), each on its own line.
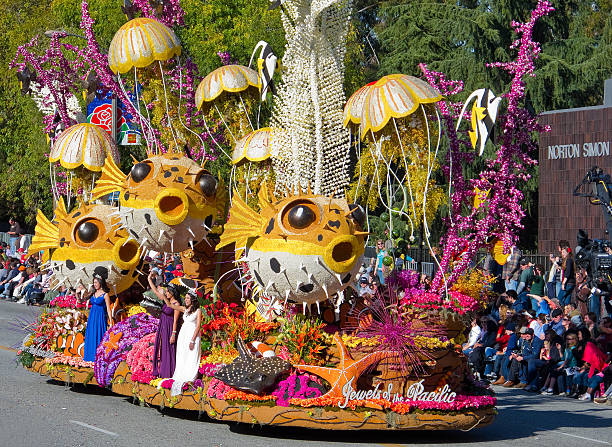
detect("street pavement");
top-left (0, 300), bottom-right (611, 447)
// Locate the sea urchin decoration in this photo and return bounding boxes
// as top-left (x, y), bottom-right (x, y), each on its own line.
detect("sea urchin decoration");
top-left (350, 289), bottom-right (446, 376)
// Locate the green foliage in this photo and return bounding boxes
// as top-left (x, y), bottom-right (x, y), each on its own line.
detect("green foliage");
top-left (16, 350), bottom-right (35, 368)
top-left (178, 0), bottom-right (286, 73)
top-left (0, 0), bottom-right (58, 227)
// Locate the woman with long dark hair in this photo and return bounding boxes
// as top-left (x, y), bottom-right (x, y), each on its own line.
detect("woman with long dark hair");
top-left (160, 288), bottom-right (202, 395)
top-left (558, 241), bottom-right (575, 307)
top-left (83, 275), bottom-right (112, 362)
top-left (147, 273), bottom-right (180, 378)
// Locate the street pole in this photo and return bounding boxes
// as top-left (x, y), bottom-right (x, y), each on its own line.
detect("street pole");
top-left (111, 96), bottom-right (117, 142)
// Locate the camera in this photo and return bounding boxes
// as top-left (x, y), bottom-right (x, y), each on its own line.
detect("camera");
top-left (575, 229), bottom-right (612, 284)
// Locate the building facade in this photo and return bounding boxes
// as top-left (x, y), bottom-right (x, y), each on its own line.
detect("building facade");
top-left (538, 102), bottom-right (612, 254)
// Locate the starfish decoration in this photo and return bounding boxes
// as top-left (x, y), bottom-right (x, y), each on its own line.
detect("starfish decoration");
top-left (103, 331), bottom-right (123, 356)
top-left (295, 333), bottom-right (394, 399)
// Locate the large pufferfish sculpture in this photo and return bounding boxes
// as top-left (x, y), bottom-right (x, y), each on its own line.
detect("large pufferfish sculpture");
top-left (29, 198), bottom-right (142, 295)
top-left (217, 185), bottom-right (367, 316)
top-left (91, 153), bottom-right (226, 254)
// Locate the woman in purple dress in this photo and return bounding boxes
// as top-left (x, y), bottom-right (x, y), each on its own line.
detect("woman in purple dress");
top-left (147, 273), bottom-right (180, 378)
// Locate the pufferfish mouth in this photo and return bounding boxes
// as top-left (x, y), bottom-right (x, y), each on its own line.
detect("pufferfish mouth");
top-left (154, 188), bottom-right (189, 226)
top-left (112, 237), bottom-right (141, 270)
top-left (323, 235), bottom-right (362, 273)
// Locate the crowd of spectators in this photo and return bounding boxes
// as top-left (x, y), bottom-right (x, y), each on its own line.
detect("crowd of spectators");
top-left (472, 239), bottom-right (612, 404)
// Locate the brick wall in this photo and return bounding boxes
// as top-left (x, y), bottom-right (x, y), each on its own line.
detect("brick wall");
top-left (538, 106), bottom-right (612, 254)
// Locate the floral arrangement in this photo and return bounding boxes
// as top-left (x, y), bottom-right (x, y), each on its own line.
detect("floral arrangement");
top-left (126, 305), bottom-right (147, 317)
top-left (271, 373), bottom-right (324, 407)
top-left (44, 354), bottom-right (93, 368)
top-left (199, 362), bottom-right (222, 377)
top-left (401, 291), bottom-right (480, 315)
top-left (290, 394), bottom-right (496, 413)
top-left (420, 0), bottom-right (552, 294)
top-left (206, 378), bottom-right (276, 402)
top-left (30, 309), bottom-right (58, 352)
top-left (126, 333), bottom-right (156, 384)
top-left (451, 268), bottom-right (493, 307)
top-left (95, 313), bottom-right (159, 387)
top-left (387, 269), bottom-right (423, 296)
top-left (202, 346), bottom-right (238, 365)
top-left (275, 315), bottom-right (327, 365)
top-left (49, 294), bottom-right (87, 309)
top-left (52, 309), bottom-right (87, 340)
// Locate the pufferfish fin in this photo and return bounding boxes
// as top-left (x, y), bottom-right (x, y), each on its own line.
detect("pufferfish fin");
top-left (216, 191), bottom-right (265, 253)
top-left (215, 174), bottom-right (228, 219)
top-left (29, 209), bottom-right (60, 253)
top-left (257, 181), bottom-right (275, 209)
top-left (54, 197), bottom-right (68, 222)
top-left (91, 156), bottom-right (126, 200)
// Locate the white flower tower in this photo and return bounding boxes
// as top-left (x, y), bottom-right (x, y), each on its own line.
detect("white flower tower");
top-left (270, 0), bottom-right (353, 196)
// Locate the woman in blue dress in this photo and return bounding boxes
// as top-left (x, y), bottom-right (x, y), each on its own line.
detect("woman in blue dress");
top-left (83, 276), bottom-right (112, 362)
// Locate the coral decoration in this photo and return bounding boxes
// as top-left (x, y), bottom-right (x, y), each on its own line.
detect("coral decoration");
top-left (271, 373), bottom-right (324, 407)
top-left (126, 333), bottom-right (156, 384)
top-left (295, 333), bottom-right (395, 399)
top-left (350, 291), bottom-right (446, 375)
top-left (419, 0), bottom-right (553, 294)
top-left (95, 313), bottom-right (159, 387)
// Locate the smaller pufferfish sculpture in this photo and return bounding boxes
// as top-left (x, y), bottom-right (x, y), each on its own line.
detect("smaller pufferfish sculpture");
top-left (29, 198), bottom-right (142, 295)
top-left (91, 153), bottom-right (226, 254)
top-left (217, 184), bottom-right (367, 316)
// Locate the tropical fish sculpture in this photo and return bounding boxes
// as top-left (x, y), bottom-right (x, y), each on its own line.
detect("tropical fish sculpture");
top-left (29, 198), bottom-right (142, 295)
top-left (91, 153), bottom-right (226, 254)
top-left (217, 185), bottom-right (367, 316)
top-left (214, 336), bottom-right (291, 395)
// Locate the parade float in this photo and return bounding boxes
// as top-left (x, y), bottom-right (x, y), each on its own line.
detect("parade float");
top-left (12, 0), bottom-right (554, 432)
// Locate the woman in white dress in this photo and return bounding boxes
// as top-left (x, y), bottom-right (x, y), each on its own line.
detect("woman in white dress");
top-left (160, 288), bottom-right (202, 395)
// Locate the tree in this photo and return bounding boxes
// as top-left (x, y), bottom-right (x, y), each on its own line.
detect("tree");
top-left (0, 0), bottom-right (60, 227)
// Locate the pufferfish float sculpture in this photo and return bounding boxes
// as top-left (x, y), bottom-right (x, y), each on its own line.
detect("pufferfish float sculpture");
top-left (217, 185), bottom-right (367, 316)
top-left (91, 153), bottom-right (226, 254)
top-left (29, 198), bottom-right (142, 295)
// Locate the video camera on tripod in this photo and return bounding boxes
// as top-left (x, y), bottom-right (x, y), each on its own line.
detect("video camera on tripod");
top-left (573, 167), bottom-right (612, 286)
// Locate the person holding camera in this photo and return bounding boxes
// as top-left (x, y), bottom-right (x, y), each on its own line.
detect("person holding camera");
top-left (502, 246), bottom-right (522, 292)
top-left (503, 326), bottom-right (543, 389)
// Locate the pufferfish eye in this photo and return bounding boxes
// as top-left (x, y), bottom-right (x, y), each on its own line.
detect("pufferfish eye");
top-left (348, 203), bottom-right (366, 229)
top-left (75, 220), bottom-right (100, 244)
top-left (130, 162), bottom-right (152, 183)
top-left (287, 204), bottom-right (316, 229)
top-left (198, 174), bottom-right (217, 197)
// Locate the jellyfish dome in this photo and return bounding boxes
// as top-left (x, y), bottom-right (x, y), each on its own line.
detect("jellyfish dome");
top-left (108, 17), bottom-right (182, 74)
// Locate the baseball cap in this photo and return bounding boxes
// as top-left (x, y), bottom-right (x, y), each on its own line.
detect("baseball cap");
top-left (519, 257), bottom-right (529, 266)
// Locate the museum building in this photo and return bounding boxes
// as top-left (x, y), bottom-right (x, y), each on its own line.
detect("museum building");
top-left (538, 79), bottom-right (612, 254)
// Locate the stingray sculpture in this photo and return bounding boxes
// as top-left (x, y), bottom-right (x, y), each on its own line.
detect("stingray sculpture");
top-left (214, 336), bottom-right (291, 395)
